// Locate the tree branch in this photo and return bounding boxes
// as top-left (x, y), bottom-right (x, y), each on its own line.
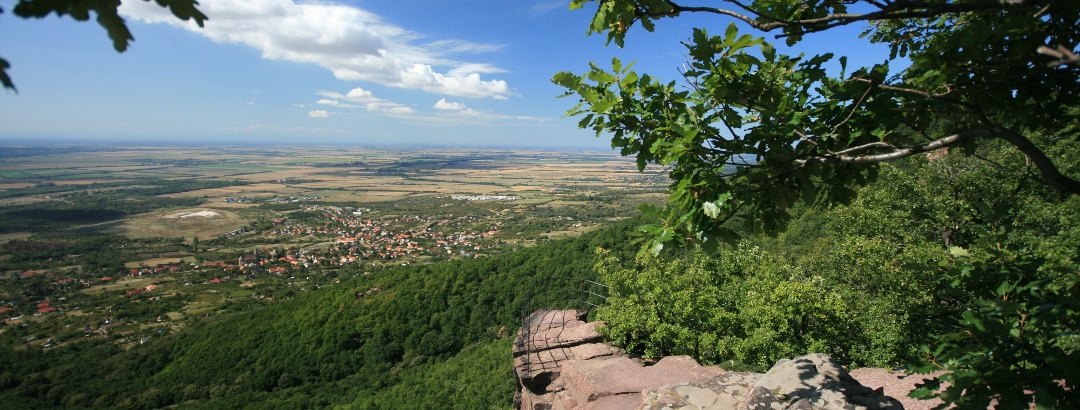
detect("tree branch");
top-left (793, 127), bottom-right (1080, 195)
top-left (658, 0), bottom-right (1042, 35)
top-left (991, 127), bottom-right (1080, 194)
top-left (1037, 44), bottom-right (1080, 68)
top-left (793, 129), bottom-right (985, 166)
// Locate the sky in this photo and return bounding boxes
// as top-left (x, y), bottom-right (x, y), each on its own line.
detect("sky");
top-left (0, 0), bottom-right (891, 149)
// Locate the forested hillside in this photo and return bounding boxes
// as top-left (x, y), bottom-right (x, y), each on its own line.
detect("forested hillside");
top-left (0, 219), bottom-right (640, 409)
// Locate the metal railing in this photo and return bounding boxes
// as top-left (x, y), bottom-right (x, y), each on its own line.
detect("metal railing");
top-left (514, 277), bottom-right (609, 385)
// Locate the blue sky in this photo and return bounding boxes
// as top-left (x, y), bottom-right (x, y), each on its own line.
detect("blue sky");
top-left (0, 0), bottom-right (890, 148)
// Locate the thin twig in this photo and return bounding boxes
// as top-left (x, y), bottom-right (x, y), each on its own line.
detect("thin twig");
top-left (829, 81), bottom-right (875, 136)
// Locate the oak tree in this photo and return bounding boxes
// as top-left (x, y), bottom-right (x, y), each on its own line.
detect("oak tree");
top-left (555, 0), bottom-right (1080, 253)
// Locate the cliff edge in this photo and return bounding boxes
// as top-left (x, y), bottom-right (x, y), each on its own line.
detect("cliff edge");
top-left (513, 309), bottom-right (906, 410)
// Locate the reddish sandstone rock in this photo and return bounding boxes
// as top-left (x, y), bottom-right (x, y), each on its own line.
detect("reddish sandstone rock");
top-left (514, 309), bottom-right (620, 408)
top-left (514, 310), bottom-right (906, 410)
top-left (638, 371), bottom-right (762, 409)
top-left (550, 356), bottom-right (727, 409)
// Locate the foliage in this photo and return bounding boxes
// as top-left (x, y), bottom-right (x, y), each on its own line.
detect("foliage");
top-left (559, 2), bottom-right (1079, 407)
top-left (911, 255), bottom-right (1080, 409)
top-left (341, 338), bottom-right (516, 409)
top-left (557, 0), bottom-right (1080, 253)
top-left (1, 0), bottom-right (207, 91)
top-left (593, 144), bottom-right (1079, 405)
top-left (594, 203), bottom-right (951, 371)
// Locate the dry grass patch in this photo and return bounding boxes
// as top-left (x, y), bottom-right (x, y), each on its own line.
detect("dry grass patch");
top-left (0, 183), bottom-right (35, 190)
top-left (0, 232), bottom-right (32, 243)
top-left (0, 196), bottom-right (51, 207)
top-left (105, 207), bottom-right (247, 239)
top-left (82, 277), bottom-right (158, 295)
top-left (124, 257), bottom-right (185, 269)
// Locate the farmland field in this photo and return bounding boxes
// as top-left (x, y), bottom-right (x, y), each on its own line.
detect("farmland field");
top-left (0, 144), bottom-right (671, 362)
top-left (0, 145), bottom-right (667, 206)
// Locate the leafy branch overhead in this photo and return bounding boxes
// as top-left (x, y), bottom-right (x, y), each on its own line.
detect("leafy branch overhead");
top-left (557, 0), bottom-right (1080, 253)
top-left (0, 0), bottom-right (208, 91)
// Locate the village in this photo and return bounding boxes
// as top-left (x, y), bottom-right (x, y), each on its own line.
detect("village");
top-left (265, 204), bottom-right (506, 266)
top-left (0, 146), bottom-right (667, 358)
top-left (0, 196), bottom-right (604, 353)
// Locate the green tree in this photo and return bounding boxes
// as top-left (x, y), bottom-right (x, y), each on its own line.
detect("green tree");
top-left (559, 2), bottom-right (1079, 407)
top-left (1, 0), bottom-right (207, 90)
top-left (555, 0), bottom-right (1079, 252)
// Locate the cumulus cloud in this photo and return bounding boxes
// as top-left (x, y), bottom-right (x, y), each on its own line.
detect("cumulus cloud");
top-left (318, 88), bottom-right (414, 114)
top-left (121, 0), bottom-right (512, 99)
top-left (308, 110), bottom-right (329, 118)
top-left (433, 98), bottom-right (466, 111)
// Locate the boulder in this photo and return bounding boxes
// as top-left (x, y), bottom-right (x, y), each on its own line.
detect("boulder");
top-left (551, 356), bottom-right (726, 409)
top-left (638, 371), bottom-right (762, 409)
top-left (739, 353), bottom-right (903, 410)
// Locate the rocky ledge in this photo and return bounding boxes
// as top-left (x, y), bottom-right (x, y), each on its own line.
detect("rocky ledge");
top-left (513, 309), bottom-right (905, 410)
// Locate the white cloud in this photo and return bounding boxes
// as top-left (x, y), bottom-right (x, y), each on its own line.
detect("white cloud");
top-left (433, 98), bottom-right (466, 111)
top-left (384, 106), bottom-right (415, 115)
top-left (316, 99), bottom-right (363, 108)
top-left (346, 88), bottom-right (376, 100)
top-left (308, 110), bottom-right (329, 118)
top-left (121, 0), bottom-right (512, 99)
top-left (400, 64), bottom-right (511, 99)
top-left (532, 1), bottom-right (566, 13)
top-left (317, 88), bottom-right (413, 114)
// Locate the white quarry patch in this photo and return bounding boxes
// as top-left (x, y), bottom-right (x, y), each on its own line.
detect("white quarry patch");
top-left (445, 195), bottom-right (521, 201)
top-left (168, 210), bottom-right (221, 219)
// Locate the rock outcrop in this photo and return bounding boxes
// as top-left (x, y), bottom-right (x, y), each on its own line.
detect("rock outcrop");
top-left (513, 309), bottom-right (904, 410)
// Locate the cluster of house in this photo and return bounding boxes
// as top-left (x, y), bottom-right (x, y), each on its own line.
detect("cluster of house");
top-left (124, 284), bottom-right (159, 296)
top-left (266, 208), bottom-right (504, 263)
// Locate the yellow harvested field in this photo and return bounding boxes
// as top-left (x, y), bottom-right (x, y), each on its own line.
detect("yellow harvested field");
top-left (237, 168), bottom-right (320, 181)
top-left (49, 179), bottom-right (128, 185)
top-left (160, 183), bottom-right (303, 198)
top-left (312, 190), bottom-right (413, 202)
top-left (124, 257), bottom-right (187, 268)
top-left (0, 183), bottom-right (34, 190)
